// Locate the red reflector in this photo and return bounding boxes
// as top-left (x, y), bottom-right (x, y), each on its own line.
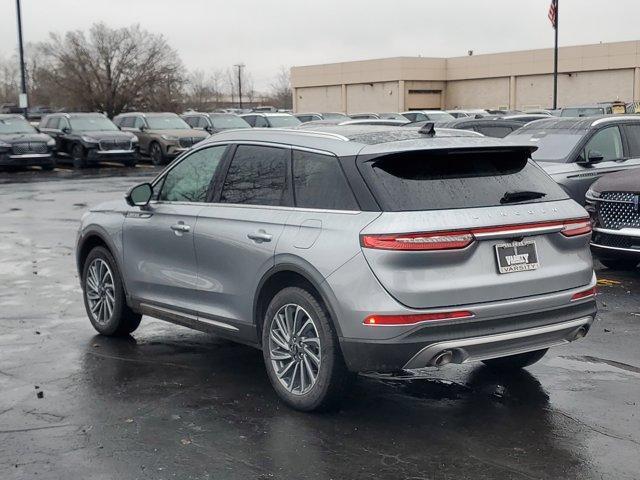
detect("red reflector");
top-left (571, 286), bottom-right (597, 302)
top-left (571, 286), bottom-right (597, 301)
top-left (561, 218), bottom-right (592, 237)
top-left (363, 310), bottom-right (474, 326)
top-left (360, 231), bottom-right (474, 251)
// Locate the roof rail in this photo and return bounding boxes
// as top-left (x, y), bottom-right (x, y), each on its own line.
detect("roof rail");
top-left (260, 128), bottom-right (350, 142)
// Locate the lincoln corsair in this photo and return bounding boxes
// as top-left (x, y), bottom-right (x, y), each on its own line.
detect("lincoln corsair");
top-left (76, 125), bottom-right (597, 411)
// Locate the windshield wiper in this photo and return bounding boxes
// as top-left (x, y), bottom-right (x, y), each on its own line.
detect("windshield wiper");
top-left (500, 190), bottom-right (547, 204)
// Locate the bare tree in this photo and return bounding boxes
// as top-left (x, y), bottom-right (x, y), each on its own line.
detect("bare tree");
top-left (268, 66), bottom-right (292, 109)
top-left (36, 23), bottom-right (185, 116)
top-left (0, 54), bottom-right (19, 105)
top-left (225, 66), bottom-right (255, 108)
top-left (184, 69), bottom-right (225, 111)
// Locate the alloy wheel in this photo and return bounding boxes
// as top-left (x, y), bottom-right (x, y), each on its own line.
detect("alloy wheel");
top-left (269, 303), bottom-right (321, 395)
top-left (85, 258), bottom-right (115, 325)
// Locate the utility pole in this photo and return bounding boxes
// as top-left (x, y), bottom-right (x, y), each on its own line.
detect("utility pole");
top-left (234, 63), bottom-right (245, 110)
top-left (552, 0), bottom-right (559, 109)
top-left (15, 0), bottom-right (28, 115)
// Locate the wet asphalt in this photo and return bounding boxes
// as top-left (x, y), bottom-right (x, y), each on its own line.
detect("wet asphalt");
top-left (1, 165), bottom-right (639, 480)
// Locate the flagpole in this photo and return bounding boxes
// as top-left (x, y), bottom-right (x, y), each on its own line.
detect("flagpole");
top-left (553, 0), bottom-right (559, 109)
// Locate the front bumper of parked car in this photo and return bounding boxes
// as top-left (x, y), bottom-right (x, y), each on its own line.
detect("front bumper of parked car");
top-left (0, 149), bottom-right (55, 167)
top-left (85, 147), bottom-right (138, 165)
top-left (591, 227), bottom-right (640, 260)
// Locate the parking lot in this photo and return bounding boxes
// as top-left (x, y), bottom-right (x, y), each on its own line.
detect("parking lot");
top-left (0, 166), bottom-right (638, 479)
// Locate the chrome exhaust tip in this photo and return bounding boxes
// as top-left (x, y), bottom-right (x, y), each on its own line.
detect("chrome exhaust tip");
top-left (573, 326), bottom-right (588, 341)
top-left (433, 350), bottom-right (454, 367)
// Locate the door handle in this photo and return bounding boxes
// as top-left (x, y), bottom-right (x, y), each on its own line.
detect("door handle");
top-left (170, 223), bottom-right (191, 233)
top-left (247, 230), bottom-right (272, 243)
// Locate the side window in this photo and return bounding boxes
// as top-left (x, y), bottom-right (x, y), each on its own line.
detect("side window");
top-left (254, 116), bottom-right (268, 127)
top-left (583, 126), bottom-right (624, 161)
top-left (133, 117), bottom-right (145, 129)
top-left (243, 115), bottom-right (256, 127)
top-left (60, 118), bottom-right (70, 131)
top-left (219, 145), bottom-right (288, 206)
top-left (293, 150), bottom-right (358, 210)
top-left (297, 115), bottom-right (310, 123)
top-left (403, 113), bottom-right (416, 122)
top-left (198, 117), bottom-right (210, 128)
top-left (46, 117), bottom-right (59, 130)
top-left (121, 117), bottom-right (134, 128)
top-left (622, 125), bottom-right (640, 157)
top-left (159, 146), bottom-right (227, 202)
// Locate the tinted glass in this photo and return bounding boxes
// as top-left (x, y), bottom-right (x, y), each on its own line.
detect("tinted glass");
top-left (209, 115), bottom-right (250, 129)
top-left (220, 145), bottom-right (288, 206)
top-left (360, 151), bottom-right (568, 211)
top-left (267, 115), bottom-right (301, 128)
top-left (242, 115), bottom-right (256, 127)
top-left (425, 112), bottom-right (455, 121)
top-left (69, 116), bottom-right (118, 132)
top-left (45, 117), bottom-right (59, 129)
top-left (476, 126), bottom-right (515, 138)
top-left (583, 126), bottom-right (623, 161)
top-left (0, 117), bottom-right (36, 134)
top-left (146, 115), bottom-right (190, 130)
top-left (623, 124), bottom-right (640, 157)
top-left (293, 151), bottom-right (358, 210)
top-left (120, 117), bottom-right (134, 128)
top-left (134, 117), bottom-right (145, 129)
top-left (182, 116), bottom-right (197, 127)
top-left (561, 107), bottom-right (604, 117)
top-left (322, 113), bottom-right (348, 120)
top-left (159, 146), bottom-right (226, 202)
top-left (506, 130), bottom-right (585, 162)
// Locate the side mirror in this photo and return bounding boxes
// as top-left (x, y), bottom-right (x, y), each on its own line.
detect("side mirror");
top-left (126, 183), bottom-right (153, 207)
top-left (62, 126), bottom-right (70, 133)
top-left (139, 125), bottom-right (146, 132)
top-left (587, 150), bottom-right (605, 164)
top-left (204, 125), bottom-right (213, 133)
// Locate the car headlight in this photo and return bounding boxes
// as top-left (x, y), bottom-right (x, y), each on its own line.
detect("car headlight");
top-left (46, 138), bottom-right (56, 147)
top-left (161, 135), bottom-right (178, 141)
top-left (585, 188), bottom-right (601, 201)
top-left (81, 136), bottom-right (99, 143)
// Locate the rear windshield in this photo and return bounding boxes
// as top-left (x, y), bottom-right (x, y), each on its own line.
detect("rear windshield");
top-left (360, 150), bottom-right (568, 211)
top-left (506, 129), bottom-right (584, 162)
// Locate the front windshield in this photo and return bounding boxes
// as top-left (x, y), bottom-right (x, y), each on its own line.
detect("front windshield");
top-left (507, 129), bottom-right (585, 162)
top-left (69, 116), bottom-right (118, 132)
top-left (561, 108), bottom-right (604, 117)
top-left (0, 117), bottom-right (36, 134)
top-left (210, 115), bottom-right (250, 129)
top-left (428, 112), bottom-right (455, 121)
top-left (268, 115), bottom-right (302, 128)
top-left (146, 115), bottom-right (191, 130)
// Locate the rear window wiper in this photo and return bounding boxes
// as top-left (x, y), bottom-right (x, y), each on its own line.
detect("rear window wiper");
top-left (500, 190), bottom-right (547, 204)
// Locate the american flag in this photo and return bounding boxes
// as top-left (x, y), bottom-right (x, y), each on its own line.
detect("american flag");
top-left (548, 0), bottom-right (558, 28)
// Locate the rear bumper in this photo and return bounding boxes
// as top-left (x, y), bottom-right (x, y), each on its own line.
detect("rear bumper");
top-left (339, 299), bottom-right (597, 372)
top-left (0, 152), bottom-right (55, 167)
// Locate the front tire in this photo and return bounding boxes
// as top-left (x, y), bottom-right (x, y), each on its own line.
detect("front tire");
top-left (262, 287), bottom-right (353, 411)
top-left (149, 142), bottom-right (165, 166)
top-left (482, 349), bottom-right (548, 371)
top-left (72, 143), bottom-right (87, 169)
top-left (82, 246), bottom-right (141, 336)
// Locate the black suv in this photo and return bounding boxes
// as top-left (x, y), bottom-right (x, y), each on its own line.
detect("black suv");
top-left (40, 113), bottom-right (138, 168)
top-left (587, 167), bottom-right (640, 270)
top-left (0, 114), bottom-right (56, 170)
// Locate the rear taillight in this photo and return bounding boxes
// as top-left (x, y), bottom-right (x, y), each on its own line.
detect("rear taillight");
top-left (361, 217), bottom-right (591, 251)
top-left (571, 286), bottom-right (597, 301)
top-left (363, 310), bottom-right (474, 326)
top-left (561, 218), bottom-right (592, 237)
top-left (360, 231), bottom-right (474, 251)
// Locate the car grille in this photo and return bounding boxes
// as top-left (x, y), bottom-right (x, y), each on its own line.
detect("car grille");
top-left (596, 192), bottom-right (640, 229)
top-left (99, 139), bottom-right (132, 151)
top-left (12, 142), bottom-right (48, 155)
top-left (592, 232), bottom-right (640, 250)
top-left (179, 137), bottom-right (199, 148)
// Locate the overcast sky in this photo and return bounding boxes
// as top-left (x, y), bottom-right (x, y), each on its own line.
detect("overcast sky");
top-left (1, 0), bottom-right (639, 91)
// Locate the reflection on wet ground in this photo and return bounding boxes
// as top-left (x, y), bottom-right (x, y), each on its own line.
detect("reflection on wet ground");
top-left (1, 168), bottom-right (639, 479)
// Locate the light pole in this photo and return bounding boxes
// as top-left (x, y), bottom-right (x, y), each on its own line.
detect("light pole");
top-left (234, 63), bottom-right (245, 110)
top-left (15, 0), bottom-right (28, 115)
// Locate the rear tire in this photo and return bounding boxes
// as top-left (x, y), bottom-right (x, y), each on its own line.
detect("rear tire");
top-left (261, 286), bottom-right (354, 411)
top-left (482, 349), bottom-right (548, 371)
top-left (599, 258), bottom-right (638, 271)
top-left (81, 246), bottom-right (141, 336)
top-left (72, 144), bottom-right (87, 169)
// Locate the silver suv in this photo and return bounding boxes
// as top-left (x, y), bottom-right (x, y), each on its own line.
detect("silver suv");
top-left (76, 125), bottom-right (597, 411)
